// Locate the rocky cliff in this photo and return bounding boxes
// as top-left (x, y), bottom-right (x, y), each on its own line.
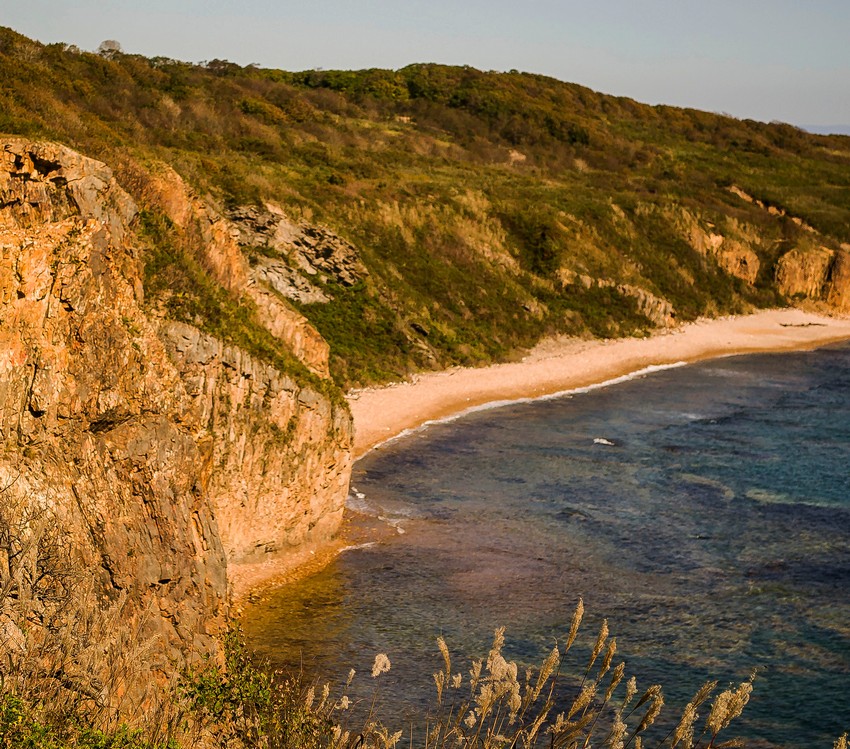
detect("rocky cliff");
top-left (0, 139), bottom-right (352, 675)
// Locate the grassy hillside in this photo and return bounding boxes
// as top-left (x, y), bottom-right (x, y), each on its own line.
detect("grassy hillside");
top-left (2, 27), bottom-right (849, 387)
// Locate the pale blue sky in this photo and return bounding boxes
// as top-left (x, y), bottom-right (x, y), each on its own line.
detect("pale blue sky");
top-left (3, 1), bottom-right (849, 128)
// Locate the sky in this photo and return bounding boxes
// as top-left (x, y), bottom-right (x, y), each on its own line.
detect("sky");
top-left (2, 0), bottom-right (849, 130)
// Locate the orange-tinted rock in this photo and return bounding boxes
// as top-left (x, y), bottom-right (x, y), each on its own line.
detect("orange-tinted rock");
top-left (775, 246), bottom-right (834, 299)
top-left (0, 139), bottom-right (352, 684)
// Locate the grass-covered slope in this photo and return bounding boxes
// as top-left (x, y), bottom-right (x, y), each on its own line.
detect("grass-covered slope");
top-left (2, 27), bottom-right (849, 387)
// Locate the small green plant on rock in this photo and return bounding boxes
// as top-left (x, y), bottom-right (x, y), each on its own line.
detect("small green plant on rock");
top-left (181, 631), bottom-right (342, 749)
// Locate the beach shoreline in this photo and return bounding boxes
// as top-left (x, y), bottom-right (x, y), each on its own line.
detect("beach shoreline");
top-left (236, 308), bottom-right (850, 604)
top-left (348, 308), bottom-right (850, 459)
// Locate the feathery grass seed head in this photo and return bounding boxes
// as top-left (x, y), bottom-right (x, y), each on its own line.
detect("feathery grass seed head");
top-left (434, 671), bottom-right (446, 704)
top-left (318, 682), bottom-right (330, 711)
top-left (706, 677), bottom-right (752, 735)
top-left (567, 684), bottom-right (595, 719)
top-left (470, 659), bottom-right (483, 691)
top-left (671, 701), bottom-right (698, 748)
top-left (604, 662), bottom-right (626, 703)
top-left (637, 690), bottom-right (664, 733)
top-left (609, 714), bottom-right (628, 749)
top-left (599, 637), bottom-right (616, 676)
top-left (566, 598), bottom-right (584, 651)
top-left (532, 645), bottom-right (560, 701)
top-left (437, 635), bottom-right (451, 677)
top-left (372, 653), bottom-right (391, 677)
top-left (587, 619), bottom-right (609, 670)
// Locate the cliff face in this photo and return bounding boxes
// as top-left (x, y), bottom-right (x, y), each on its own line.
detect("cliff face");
top-left (773, 241), bottom-right (850, 310)
top-left (119, 160), bottom-right (335, 379)
top-left (162, 322), bottom-right (351, 598)
top-left (0, 140), bottom-right (352, 668)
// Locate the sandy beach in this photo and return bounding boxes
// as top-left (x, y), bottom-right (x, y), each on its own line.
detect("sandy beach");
top-left (348, 308), bottom-right (850, 459)
top-left (236, 308), bottom-right (850, 603)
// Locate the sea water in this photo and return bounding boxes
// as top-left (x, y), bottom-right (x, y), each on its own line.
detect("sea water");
top-left (243, 343), bottom-right (850, 748)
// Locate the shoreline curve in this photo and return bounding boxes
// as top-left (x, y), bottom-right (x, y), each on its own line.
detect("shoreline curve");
top-left (348, 308), bottom-right (850, 460)
top-left (236, 308), bottom-right (850, 603)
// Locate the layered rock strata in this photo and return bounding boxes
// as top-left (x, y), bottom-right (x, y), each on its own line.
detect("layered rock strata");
top-left (0, 140), bottom-right (352, 672)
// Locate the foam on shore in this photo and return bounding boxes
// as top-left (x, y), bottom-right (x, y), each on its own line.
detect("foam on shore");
top-left (368, 360), bottom-right (691, 453)
top-left (348, 309), bottom-right (850, 459)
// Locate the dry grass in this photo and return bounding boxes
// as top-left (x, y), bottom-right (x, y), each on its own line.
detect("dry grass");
top-left (382, 602), bottom-right (755, 749)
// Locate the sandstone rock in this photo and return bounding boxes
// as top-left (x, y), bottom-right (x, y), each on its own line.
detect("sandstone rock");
top-left (121, 160), bottom-right (247, 291)
top-left (714, 239), bottom-right (760, 285)
top-left (617, 283), bottom-right (676, 326)
top-left (825, 250), bottom-right (850, 311)
top-left (0, 140), bottom-right (353, 694)
top-left (596, 279), bottom-right (676, 327)
top-left (1, 140), bottom-right (137, 243)
top-left (162, 322), bottom-right (350, 595)
top-left (246, 283), bottom-right (331, 377)
top-left (0, 175), bottom-right (229, 670)
top-left (667, 205), bottom-right (761, 284)
top-left (775, 246), bottom-right (834, 299)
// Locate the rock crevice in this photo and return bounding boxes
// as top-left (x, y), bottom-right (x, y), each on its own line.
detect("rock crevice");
top-left (0, 139), bottom-right (353, 677)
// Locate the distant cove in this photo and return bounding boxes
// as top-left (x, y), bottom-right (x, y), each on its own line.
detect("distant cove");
top-left (244, 342), bottom-right (850, 748)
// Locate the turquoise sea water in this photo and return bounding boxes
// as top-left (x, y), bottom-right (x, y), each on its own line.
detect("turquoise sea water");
top-left (244, 343), bottom-right (850, 747)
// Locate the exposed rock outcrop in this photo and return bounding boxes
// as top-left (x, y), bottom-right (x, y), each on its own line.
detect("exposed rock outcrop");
top-left (826, 250), bottom-right (850, 311)
top-left (667, 206), bottom-right (761, 284)
top-left (0, 140), bottom-right (352, 678)
top-left (228, 204), bottom-right (368, 298)
top-left (613, 283), bottom-right (676, 326)
top-left (728, 185), bottom-right (818, 233)
top-left (724, 185), bottom-right (850, 307)
top-left (561, 268), bottom-right (675, 327)
top-left (162, 322), bottom-right (351, 598)
top-left (772, 242), bottom-right (850, 310)
top-left (775, 245), bottom-right (835, 299)
top-left (120, 162), bottom-right (331, 377)
top-left (1, 140), bottom-right (228, 668)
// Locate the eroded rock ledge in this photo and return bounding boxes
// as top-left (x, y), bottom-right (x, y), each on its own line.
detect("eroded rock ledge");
top-left (0, 139), bottom-right (352, 674)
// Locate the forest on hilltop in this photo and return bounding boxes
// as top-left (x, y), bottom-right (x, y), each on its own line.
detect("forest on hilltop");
top-left (2, 26), bottom-right (850, 387)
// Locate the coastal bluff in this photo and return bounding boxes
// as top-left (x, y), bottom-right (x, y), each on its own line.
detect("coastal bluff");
top-left (0, 139), bottom-right (352, 673)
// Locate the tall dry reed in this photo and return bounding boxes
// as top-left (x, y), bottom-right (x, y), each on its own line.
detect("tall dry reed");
top-left (343, 599), bottom-right (760, 749)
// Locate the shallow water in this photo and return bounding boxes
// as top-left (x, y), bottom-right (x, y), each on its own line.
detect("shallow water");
top-left (243, 343), bottom-right (850, 747)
